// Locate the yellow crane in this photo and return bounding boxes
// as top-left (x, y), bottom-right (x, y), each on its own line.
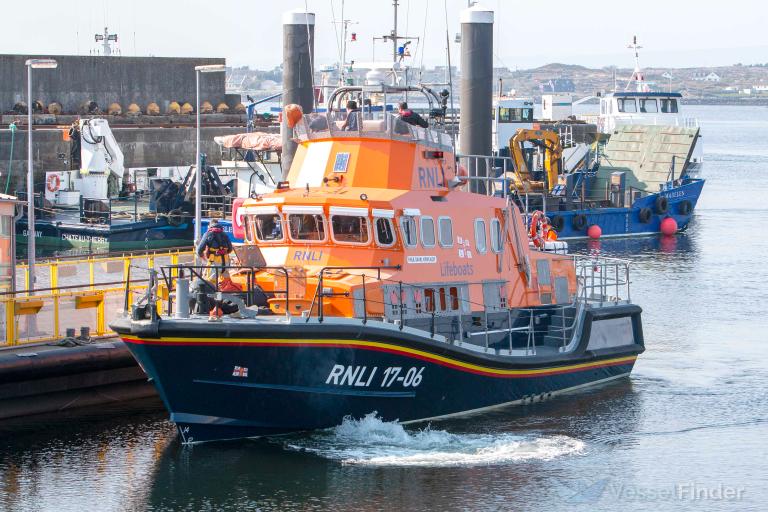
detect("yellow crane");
top-left (507, 128), bottom-right (563, 193)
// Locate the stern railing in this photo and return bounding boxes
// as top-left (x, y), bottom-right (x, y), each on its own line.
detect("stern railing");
top-left (574, 256), bottom-right (631, 305)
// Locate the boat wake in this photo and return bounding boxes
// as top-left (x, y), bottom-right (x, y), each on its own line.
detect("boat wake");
top-left (280, 413), bottom-right (585, 467)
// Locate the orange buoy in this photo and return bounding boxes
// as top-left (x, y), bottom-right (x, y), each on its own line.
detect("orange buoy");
top-left (284, 104), bottom-right (304, 128)
top-left (587, 224), bottom-right (602, 239)
top-left (660, 216), bottom-right (678, 236)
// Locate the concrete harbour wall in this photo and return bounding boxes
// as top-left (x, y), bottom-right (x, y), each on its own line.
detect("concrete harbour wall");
top-left (0, 54), bottom-right (228, 114)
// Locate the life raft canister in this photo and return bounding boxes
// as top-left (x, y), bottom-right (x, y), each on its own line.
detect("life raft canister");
top-left (46, 173), bottom-right (60, 193)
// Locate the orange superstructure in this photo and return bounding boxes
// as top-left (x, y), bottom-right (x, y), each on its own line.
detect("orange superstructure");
top-left (232, 95), bottom-right (576, 320)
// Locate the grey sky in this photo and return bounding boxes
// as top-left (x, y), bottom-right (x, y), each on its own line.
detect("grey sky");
top-left (3, 1), bottom-right (767, 69)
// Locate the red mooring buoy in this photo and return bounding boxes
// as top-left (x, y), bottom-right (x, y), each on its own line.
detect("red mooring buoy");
top-left (587, 224), bottom-right (602, 239)
top-left (660, 216), bottom-right (678, 236)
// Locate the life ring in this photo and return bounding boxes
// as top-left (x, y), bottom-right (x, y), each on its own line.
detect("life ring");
top-left (46, 174), bottom-right (60, 193)
top-left (638, 207), bottom-right (652, 223)
top-left (654, 195), bottom-right (669, 214)
top-left (572, 214), bottom-right (587, 231)
top-left (551, 215), bottom-right (565, 231)
top-left (529, 210), bottom-right (546, 248)
top-left (678, 200), bottom-right (692, 216)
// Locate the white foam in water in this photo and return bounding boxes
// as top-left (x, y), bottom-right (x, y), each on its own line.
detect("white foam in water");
top-left (282, 413), bottom-right (585, 467)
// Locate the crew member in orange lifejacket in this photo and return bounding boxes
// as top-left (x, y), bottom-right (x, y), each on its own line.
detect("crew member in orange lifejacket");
top-left (544, 217), bottom-right (559, 241)
top-left (197, 219), bottom-right (234, 278)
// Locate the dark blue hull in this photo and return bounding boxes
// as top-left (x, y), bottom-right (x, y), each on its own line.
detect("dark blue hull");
top-left (115, 306), bottom-right (644, 443)
top-left (548, 178), bottom-right (705, 239)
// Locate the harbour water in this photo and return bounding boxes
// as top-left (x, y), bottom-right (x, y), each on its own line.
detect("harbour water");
top-left (1, 105), bottom-right (767, 511)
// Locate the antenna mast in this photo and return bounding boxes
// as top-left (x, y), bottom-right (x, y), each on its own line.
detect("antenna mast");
top-left (625, 35), bottom-right (647, 92)
top-left (94, 27), bottom-right (118, 56)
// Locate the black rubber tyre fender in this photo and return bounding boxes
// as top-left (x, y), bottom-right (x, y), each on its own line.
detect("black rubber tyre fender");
top-left (572, 214), bottom-right (587, 231)
top-left (678, 200), bottom-right (692, 216)
top-left (167, 208), bottom-right (184, 227)
top-left (638, 207), bottom-right (652, 223)
top-left (654, 195), bottom-right (669, 214)
top-left (551, 215), bottom-right (565, 231)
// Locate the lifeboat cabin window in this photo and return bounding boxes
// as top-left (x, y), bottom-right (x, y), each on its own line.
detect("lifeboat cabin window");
top-left (617, 98), bottom-right (637, 113)
top-left (424, 288), bottom-right (435, 312)
top-left (330, 208), bottom-right (370, 245)
top-left (400, 216), bottom-right (418, 248)
top-left (661, 98), bottom-right (678, 113)
top-left (438, 217), bottom-right (453, 248)
top-left (420, 216), bottom-right (436, 248)
top-left (490, 218), bottom-right (503, 253)
top-left (374, 217), bottom-right (396, 247)
top-left (252, 214), bottom-right (284, 242)
top-left (474, 218), bottom-right (487, 254)
top-left (287, 212), bottom-right (326, 242)
top-left (639, 98), bottom-right (658, 113)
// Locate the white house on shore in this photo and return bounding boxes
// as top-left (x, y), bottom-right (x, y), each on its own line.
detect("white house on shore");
top-left (691, 72), bottom-right (721, 82)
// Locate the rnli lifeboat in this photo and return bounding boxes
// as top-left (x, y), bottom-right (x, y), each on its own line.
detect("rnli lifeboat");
top-left (111, 85), bottom-right (644, 443)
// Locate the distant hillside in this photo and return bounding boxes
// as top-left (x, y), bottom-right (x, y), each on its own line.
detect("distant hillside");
top-left (228, 62), bottom-right (768, 104)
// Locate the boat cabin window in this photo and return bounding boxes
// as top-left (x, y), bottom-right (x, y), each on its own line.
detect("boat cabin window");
top-left (449, 286), bottom-right (460, 310)
top-left (474, 218), bottom-right (487, 254)
top-left (251, 214), bottom-right (284, 242)
top-left (498, 107), bottom-right (534, 123)
top-left (424, 288), bottom-right (435, 312)
top-left (420, 216), bottom-right (436, 248)
top-left (639, 98), bottom-right (658, 113)
top-left (617, 98), bottom-right (637, 113)
top-left (288, 214), bottom-right (326, 242)
top-left (661, 98), bottom-right (678, 113)
top-left (331, 215), bottom-right (370, 245)
top-left (374, 217), bottom-right (396, 247)
top-left (490, 218), bottom-right (503, 253)
top-left (438, 217), bottom-right (453, 248)
top-left (400, 216), bottom-right (418, 248)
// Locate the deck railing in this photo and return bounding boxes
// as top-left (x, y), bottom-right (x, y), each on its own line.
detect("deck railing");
top-left (128, 253), bottom-right (629, 356)
top-left (1, 249), bottom-right (195, 347)
top-left (575, 256), bottom-right (631, 305)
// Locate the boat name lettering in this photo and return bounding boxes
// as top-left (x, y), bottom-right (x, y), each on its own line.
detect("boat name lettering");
top-left (416, 166), bottom-right (444, 188)
top-left (21, 230), bottom-right (42, 238)
top-left (61, 233), bottom-right (108, 243)
top-left (662, 190), bottom-right (685, 199)
top-left (325, 365), bottom-right (424, 388)
top-left (293, 250), bottom-right (323, 262)
top-left (440, 261), bottom-right (474, 277)
top-left (406, 255), bottom-right (437, 264)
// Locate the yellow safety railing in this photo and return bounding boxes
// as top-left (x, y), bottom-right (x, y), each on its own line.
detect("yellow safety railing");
top-left (1, 249), bottom-right (195, 347)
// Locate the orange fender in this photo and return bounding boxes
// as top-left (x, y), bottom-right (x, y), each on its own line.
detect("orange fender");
top-left (284, 104), bottom-right (304, 128)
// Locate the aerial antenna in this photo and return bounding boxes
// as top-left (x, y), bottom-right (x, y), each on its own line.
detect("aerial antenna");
top-left (444, 0), bottom-right (456, 147)
top-left (303, 0), bottom-right (317, 110)
top-left (625, 35), bottom-right (648, 92)
top-left (95, 27), bottom-right (118, 56)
